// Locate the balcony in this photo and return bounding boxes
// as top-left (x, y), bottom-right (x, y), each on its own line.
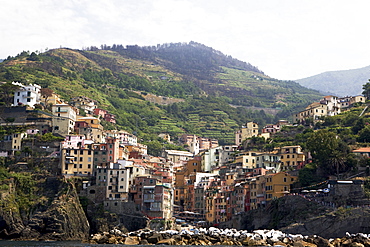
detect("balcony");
top-left (55, 109), bottom-right (68, 113)
top-left (149, 207), bottom-right (162, 212)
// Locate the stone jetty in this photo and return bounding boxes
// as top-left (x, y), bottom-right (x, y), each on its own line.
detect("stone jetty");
top-left (88, 227), bottom-right (370, 246)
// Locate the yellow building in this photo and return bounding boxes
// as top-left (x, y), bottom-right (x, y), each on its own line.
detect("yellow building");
top-left (293, 102), bottom-right (327, 124)
top-left (279, 145), bottom-right (306, 170)
top-left (61, 147), bottom-right (94, 177)
top-left (265, 172), bottom-right (297, 201)
top-left (235, 122), bottom-right (259, 145)
top-left (205, 187), bottom-right (217, 224)
top-left (234, 151), bottom-right (262, 169)
top-left (249, 175), bottom-right (266, 210)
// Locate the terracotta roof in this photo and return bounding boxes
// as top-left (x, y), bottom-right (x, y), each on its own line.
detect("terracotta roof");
top-left (353, 147), bottom-right (370, 153)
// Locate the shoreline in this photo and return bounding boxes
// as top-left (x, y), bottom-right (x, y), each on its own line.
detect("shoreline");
top-left (88, 227), bottom-right (370, 246)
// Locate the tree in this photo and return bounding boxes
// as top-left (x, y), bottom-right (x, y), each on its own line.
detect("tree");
top-left (357, 124), bottom-right (370, 143)
top-left (40, 88), bottom-right (53, 108)
top-left (327, 150), bottom-right (346, 177)
top-left (144, 140), bottom-right (163, 157)
top-left (27, 52), bottom-right (39, 61)
top-left (0, 82), bottom-right (20, 106)
top-left (362, 80), bottom-right (370, 100)
top-left (306, 129), bottom-right (343, 175)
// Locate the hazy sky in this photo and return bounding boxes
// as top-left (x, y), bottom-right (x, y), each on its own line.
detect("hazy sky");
top-left (1, 0), bottom-right (369, 80)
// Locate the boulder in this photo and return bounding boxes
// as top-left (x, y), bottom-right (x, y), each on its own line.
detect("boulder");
top-left (157, 238), bottom-right (176, 245)
top-left (124, 236), bottom-right (140, 245)
top-left (293, 240), bottom-right (317, 247)
top-left (147, 232), bottom-right (163, 244)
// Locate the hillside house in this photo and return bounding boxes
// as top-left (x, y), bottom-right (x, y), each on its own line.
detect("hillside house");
top-left (235, 122), bottom-right (259, 146)
top-left (12, 82), bottom-right (41, 108)
top-left (75, 117), bottom-right (105, 143)
top-left (293, 102), bottom-right (327, 124)
top-left (93, 108), bottom-right (116, 124)
top-left (51, 104), bottom-right (78, 136)
top-left (338, 95), bottom-right (366, 108)
top-left (279, 145), bottom-right (306, 170)
top-left (69, 96), bottom-right (97, 115)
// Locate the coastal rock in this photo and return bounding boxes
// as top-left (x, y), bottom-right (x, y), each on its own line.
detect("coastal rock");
top-left (88, 226), bottom-right (370, 246)
top-left (147, 232), bottom-right (164, 243)
top-left (124, 236), bottom-right (140, 245)
top-left (0, 177), bottom-right (90, 241)
top-left (157, 238), bottom-right (176, 245)
top-left (282, 208), bottom-right (370, 238)
top-left (293, 240), bottom-right (317, 247)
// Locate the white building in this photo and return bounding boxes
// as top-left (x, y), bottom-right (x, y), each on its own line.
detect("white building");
top-left (201, 146), bottom-right (223, 172)
top-left (12, 82), bottom-right (41, 108)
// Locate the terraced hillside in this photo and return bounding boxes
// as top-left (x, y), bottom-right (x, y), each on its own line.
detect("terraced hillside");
top-left (0, 43), bottom-right (322, 144)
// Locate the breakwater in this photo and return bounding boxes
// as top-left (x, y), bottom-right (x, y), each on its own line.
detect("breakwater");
top-left (89, 227), bottom-right (370, 246)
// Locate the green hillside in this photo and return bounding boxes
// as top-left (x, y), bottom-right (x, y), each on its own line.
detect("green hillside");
top-left (0, 43), bottom-right (323, 144)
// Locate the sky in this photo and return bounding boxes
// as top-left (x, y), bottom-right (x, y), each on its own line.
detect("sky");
top-left (1, 0), bottom-right (370, 80)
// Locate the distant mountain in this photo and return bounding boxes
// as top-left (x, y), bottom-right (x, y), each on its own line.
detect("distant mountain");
top-left (295, 65), bottom-right (370, 97)
top-left (0, 43), bottom-right (322, 144)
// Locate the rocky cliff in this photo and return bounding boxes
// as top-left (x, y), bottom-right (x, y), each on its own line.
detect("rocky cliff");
top-left (237, 195), bottom-right (370, 239)
top-left (0, 176), bottom-right (90, 240)
top-left (281, 207), bottom-right (370, 238)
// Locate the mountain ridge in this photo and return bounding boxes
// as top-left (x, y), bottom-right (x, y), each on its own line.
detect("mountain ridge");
top-left (295, 65), bottom-right (370, 97)
top-left (0, 42), bottom-right (322, 144)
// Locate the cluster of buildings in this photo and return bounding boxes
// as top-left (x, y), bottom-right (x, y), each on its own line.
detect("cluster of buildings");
top-left (8, 82), bottom-right (361, 226)
top-left (293, 95), bottom-right (365, 124)
top-left (173, 142), bottom-right (303, 224)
